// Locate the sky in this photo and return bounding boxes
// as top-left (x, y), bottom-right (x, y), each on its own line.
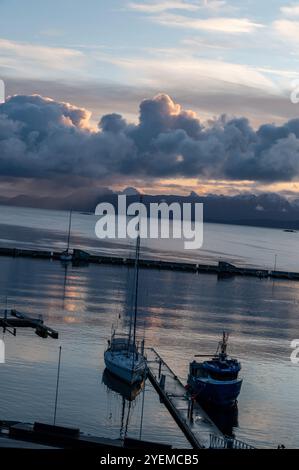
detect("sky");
top-left (0, 0), bottom-right (299, 198)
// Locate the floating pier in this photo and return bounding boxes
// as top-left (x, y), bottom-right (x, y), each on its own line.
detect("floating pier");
top-left (146, 348), bottom-right (255, 450)
top-left (0, 245), bottom-right (299, 281)
top-left (146, 347), bottom-right (221, 449)
top-left (0, 309), bottom-right (58, 339)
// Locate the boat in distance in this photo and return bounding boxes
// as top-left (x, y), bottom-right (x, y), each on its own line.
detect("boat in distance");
top-left (60, 210), bottom-right (73, 262)
top-left (187, 332), bottom-right (242, 407)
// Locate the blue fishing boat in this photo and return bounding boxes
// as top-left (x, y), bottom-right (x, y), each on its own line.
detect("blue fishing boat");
top-left (187, 332), bottom-right (242, 407)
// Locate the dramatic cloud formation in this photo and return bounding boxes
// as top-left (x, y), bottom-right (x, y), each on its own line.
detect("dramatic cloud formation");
top-left (0, 93), bottom-right (299, 189)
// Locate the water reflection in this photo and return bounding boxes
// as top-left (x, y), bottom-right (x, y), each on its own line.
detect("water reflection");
top-left (102, 369), bottom-right (144, 402)
top-left (102, 369), bottom-right (145, 440)
top-left (202, 403), bottom-right (239, 438)
top-left (0, 253), bottom-right (299, 447)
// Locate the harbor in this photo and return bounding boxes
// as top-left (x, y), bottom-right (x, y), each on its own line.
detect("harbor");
top-left (0, 245), bottom-right (298, 281)
top-left (0, 215), bottom-right (296, 449)
top-left (0, 241), bottom-right (266, 450)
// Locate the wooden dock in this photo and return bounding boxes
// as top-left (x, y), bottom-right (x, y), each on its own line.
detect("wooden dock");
top-left (0, 245), bottom-right (299, 281)
top-left (0, 309), bottom-right (58, 339)
top-left (146, 348), bottom-right (223, 449)
top-left (146, 348), bottom-right (255, 449)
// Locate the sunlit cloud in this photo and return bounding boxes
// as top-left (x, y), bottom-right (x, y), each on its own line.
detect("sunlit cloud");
top-left (273, 19), bottom-right (299, 45)
top-left (150, 13), bottom-right (264, 33)
top-left (128, 0), bottom-right (229, 13)
top-left (0, 38), bottom-right (84, 79)
top-left (127, 0), bottom-right (200, 13)
top-left (107, 52), bottom-right (276, 92)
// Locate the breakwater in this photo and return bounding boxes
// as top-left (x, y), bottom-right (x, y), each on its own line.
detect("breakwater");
top-left (0, 246), bottom-right (298, 281)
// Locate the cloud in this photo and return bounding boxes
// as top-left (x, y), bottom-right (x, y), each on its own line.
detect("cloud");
top-left (128, 0), bottom-right (229, 13)
top-left (4, 74), bottom-right (298, 132)
top-left (127, 0), bottom-right (200, 13)
top-left (108, 53), bottom-right (276, 93)
top-left (1, 93), bottom-right (299, 192)
top-left (273, 19), bottom-right (299, 44)
top-left (146, 13), bottom-right (263, 33)
top-left (0, 38), bottom-right (85, 79)
top-left (280, 3), bottom-right (299, 16)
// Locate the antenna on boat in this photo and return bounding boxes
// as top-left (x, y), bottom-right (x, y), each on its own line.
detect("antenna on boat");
top-left (217, 331), bottom-right (229, 358)
top-left (53, 345), bottom-right (62, 425)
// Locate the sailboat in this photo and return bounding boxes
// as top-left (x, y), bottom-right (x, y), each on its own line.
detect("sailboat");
top-left (60, 210), bottom-right (73, 262)
top-left (104, 218), bottom-right (147, 385)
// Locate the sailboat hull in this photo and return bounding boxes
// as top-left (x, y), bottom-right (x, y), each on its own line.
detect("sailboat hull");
top-left (104, 350), bottom-right (147, 385)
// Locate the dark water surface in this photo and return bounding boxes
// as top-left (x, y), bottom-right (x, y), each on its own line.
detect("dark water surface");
top-left (0, 206), bottom-right (298, 448)
top-left (0, 257), bottom-right (298, 448)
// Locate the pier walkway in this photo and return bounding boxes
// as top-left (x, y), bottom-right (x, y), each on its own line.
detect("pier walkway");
top-left (146, 348), bottom-right (255, 450)
top-left (146, 347), bottom-right (223, 449)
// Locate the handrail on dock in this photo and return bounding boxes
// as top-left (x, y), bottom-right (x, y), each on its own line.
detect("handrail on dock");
top-left (209, 434), bottom-right (255, 449)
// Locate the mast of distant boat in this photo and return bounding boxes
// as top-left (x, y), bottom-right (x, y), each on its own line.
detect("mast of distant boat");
top-left (66, 210), bottom-right (72, 254)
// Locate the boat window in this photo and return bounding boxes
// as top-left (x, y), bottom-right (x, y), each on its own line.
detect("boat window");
top-left (209, 371), bottom-right (238, 381)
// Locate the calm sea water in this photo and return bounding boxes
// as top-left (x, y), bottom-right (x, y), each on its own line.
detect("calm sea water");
top-left (0, 205), bottom-right (299, 448)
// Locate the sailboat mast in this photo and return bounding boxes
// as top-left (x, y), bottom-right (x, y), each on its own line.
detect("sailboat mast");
top-left (128, 197), bottom-right (142, 350)
top-left (66, 210), bottom-right (72, 252)
top-left (132, 229), bottom-right (141, 351)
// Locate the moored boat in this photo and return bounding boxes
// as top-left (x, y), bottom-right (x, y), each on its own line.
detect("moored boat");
top-left (60, 210), bottom-right (73, 262)
top-left (187, 332), bottom-right (242, 407)
top-left (104, 206), bottom-right (147, 385)
top-left (104, 334), bottom-right (147, 385)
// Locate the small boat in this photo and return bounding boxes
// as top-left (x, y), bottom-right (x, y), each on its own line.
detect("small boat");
top-left (60, 210), bottom-right (73, 262)
top-left (104, 210), bottom-right (147, 385)
top-left (187, 332), bottom-right (242, 407)
top-left (284, 229), bottom-right (296, 233)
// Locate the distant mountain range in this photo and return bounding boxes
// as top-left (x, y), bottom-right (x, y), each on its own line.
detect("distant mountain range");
top-left (1, 188), bottom-right (299, 230)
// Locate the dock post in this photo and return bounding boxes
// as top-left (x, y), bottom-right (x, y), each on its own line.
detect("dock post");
top-left (159, 374), bottom-right (166, 404)
top-left (158, 359), bottom-right (162, 378)
top-left (159, 374), bottom-right (166, 390)
top-left (188, 398), bottom-right (194, 423)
